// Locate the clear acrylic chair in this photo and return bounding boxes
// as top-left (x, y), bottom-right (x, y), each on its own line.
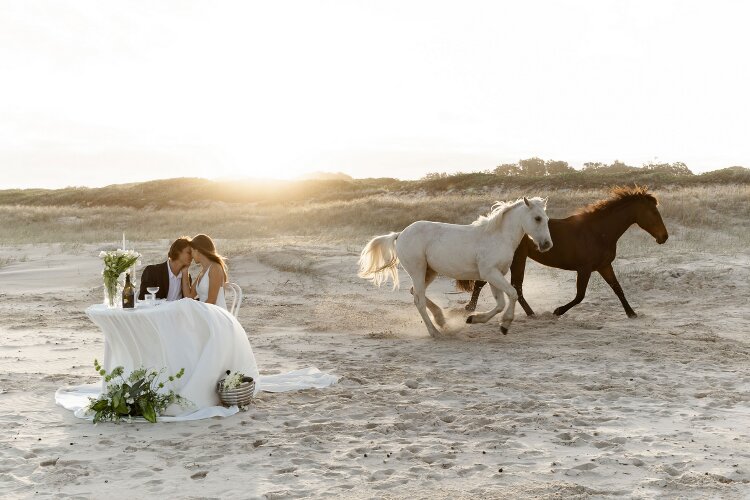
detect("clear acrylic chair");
top-left (224, 282), bottom-right (243, 318)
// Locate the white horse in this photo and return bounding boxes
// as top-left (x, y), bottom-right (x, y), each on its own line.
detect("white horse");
top-left (358, 197), bottom-right (552, 338)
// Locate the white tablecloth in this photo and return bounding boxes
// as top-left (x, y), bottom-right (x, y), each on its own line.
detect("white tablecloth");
top-left (55, 298), bottom-right (339, 421)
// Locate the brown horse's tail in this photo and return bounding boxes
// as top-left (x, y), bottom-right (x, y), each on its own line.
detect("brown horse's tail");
top-left (455, 280), bottom-right (475, 293)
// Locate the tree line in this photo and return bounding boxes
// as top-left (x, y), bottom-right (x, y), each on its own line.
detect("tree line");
top-left (423, 158), bottom-right (693, 180)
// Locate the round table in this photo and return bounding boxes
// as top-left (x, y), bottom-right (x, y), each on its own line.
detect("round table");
top-left (85, 298), bottom-right (260, 416)
top-left (56, 298), bottom-right (340, 421)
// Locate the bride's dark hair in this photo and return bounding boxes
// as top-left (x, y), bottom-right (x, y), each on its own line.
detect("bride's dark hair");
top-left (190, 234), bottom-right (228, 282)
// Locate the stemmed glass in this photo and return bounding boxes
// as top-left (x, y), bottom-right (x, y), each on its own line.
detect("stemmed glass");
top-left (146, 286), bottom-right (159, 304)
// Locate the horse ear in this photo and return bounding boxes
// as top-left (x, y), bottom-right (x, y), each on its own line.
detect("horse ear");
top-left (524, 197), bottom-right (530, 207)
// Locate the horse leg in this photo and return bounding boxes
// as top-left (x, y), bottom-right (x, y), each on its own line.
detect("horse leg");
top-left (467, 269), bottom-right (518, 334)
top-left (510, 243), bottom-right (534, 316)
top-left (414, 267), bottom-right (446, 326)
top-left (554, 270), bottom-right (591, 316)
top-left (465, 283), bottom-right (506, 327)
top-left (465, 281), bottom-right (486, 312)
top-left (598, 264), bottom-right (637, 318)
top-left (408, 265), bottom-right (443, 338)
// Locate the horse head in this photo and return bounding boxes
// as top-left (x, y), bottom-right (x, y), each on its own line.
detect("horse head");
top-left (634, 196), bottom-right (669, 244)
top-left (521, 197), bottom-right (553, 252)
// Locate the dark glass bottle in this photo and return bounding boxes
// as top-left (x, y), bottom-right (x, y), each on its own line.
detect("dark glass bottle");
top-left (122, 273), bottom-right (135, 309)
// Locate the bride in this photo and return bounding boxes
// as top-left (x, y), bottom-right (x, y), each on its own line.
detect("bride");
top-left (182, 234), bottom-right (228, 309)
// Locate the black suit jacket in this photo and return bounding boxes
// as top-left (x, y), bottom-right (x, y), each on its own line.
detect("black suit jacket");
top-left (138, 261), bottom-right (191, 300)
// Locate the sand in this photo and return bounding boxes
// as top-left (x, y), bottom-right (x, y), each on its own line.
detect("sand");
top-left (1, 239), bottom-right (749, 499)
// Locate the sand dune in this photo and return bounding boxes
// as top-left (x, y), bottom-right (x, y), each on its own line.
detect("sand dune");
top-left (1, 240), bottom-right (749, 498)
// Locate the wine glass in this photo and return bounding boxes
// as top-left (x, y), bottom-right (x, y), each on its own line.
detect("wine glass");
top-left (146, 286), bottom-right (159, 303)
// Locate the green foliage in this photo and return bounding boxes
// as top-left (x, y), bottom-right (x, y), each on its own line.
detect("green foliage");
top-left (493, 163), bottom-right (520, 176)
top-left (88, 358), bottom-right (187, 424)
top-left (642, 161), bottom-right (693, 175)
top-left (496, 157), bottom-right (629, 177)
top-left (518, 157), bottom-right (546, 176)
top-left (99, 250), bottom-right (140, 282)
top-left (421, 172), bottom-right (449, 181)
top-left (582, 160), bottom-right (639, 174)
top-left (545, 160), bottom-right (574, 175)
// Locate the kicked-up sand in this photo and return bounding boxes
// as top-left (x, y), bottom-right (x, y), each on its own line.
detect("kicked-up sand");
top-left (1, 236), bottom-right (749, 499)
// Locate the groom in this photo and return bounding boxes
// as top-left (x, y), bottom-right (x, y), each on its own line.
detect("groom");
top-left (138, 237), bottom-right (193, 301)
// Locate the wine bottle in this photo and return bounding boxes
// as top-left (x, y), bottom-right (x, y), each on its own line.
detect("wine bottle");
top-left (122, 273), bottom-right (135, 309)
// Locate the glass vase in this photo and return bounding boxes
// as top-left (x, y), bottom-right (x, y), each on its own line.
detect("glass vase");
top-left (103, 278), bottom-right (121, 309)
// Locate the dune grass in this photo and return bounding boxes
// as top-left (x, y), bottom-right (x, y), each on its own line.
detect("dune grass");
top-left (1, 186), bottom-right (748, 259)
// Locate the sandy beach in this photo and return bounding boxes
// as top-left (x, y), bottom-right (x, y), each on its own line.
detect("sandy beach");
top-left (3, 0), bottom-right (750, 495)
top-left (1, 235), bottom-right (749, 499)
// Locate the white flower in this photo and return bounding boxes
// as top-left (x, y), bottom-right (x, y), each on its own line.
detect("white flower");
top-left (223, 372), bottom-right (245, 390)
top-left (127, 398), bottom-right (134, 404)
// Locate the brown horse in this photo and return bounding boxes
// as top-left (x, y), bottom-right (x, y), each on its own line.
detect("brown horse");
top-left (459, 186), bottom-right (668, 318)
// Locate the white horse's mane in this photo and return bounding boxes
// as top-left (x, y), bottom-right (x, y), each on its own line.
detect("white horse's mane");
top-left (471, 197), bottom-right (545, 231)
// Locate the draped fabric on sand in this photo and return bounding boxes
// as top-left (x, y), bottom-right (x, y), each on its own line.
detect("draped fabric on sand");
top-left (55, 299), bottom-right (338, 421)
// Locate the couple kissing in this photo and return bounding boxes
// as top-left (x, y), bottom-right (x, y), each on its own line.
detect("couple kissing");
top-left (138, 234), bottom-right (229, 310)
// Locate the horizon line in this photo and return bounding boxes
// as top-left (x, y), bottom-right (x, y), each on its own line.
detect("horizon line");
top-left (1, 163), bottom-right (748, 191)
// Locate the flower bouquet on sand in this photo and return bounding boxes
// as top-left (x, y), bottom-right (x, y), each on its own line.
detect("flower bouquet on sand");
top-left (99, 249), bottom-right (140, 308)
top-left (217, 370), bottom-right (255, 409)
top-left (86, 359), bottom-right (188, 423)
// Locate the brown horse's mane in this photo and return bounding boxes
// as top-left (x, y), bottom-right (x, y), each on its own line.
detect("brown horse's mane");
top-left (575, 185), bottom-right (657, 217)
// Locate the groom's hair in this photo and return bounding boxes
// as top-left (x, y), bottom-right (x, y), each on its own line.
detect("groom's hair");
top-left (168, 237), bottom-right (192, 260)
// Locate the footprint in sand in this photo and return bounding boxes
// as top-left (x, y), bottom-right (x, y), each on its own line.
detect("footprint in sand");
top-left (371, 477), bottom-right (409, 490)
top-left (573, 462), bottom-right (598, 471)
top-left (290, 457), bottom-right (316, 465)
top-left (369, 468), bottom-right (395, 481)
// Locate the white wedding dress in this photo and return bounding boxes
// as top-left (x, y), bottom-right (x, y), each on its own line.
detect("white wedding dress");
top-left (195, 264), bottom-right (227, 310)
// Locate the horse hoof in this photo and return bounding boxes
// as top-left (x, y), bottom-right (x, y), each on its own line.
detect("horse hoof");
top-left (553, 308), bottom-right (564, 316)
top-left (466, 316), bottom-right (474, 324)
top-left (628, 312), bottom-right (638, 318)
top-left (500, 326), bottom-right (508, 335)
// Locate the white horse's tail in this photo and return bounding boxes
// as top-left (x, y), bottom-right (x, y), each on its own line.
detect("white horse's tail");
top-left (358, 232), bottom-right (401, 289)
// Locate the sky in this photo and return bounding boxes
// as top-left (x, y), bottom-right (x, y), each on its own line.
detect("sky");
top-left (1, 0), bottom-right (749, 188)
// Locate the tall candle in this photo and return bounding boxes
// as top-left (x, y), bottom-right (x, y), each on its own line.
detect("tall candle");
top-left (122, 233), bottom-right (126, 250)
